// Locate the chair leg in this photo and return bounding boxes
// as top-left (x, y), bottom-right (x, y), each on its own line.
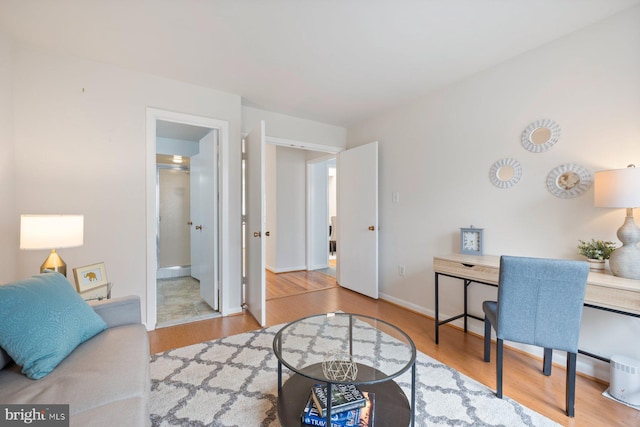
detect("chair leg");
top-left (496, 338), bottom-right (503, 399)
top-left (483, 317), bottom-right (492, 362)
top-left (543, 348), bottom-right (553, 376)
top-left (566, 352), bottom-right (577, 417)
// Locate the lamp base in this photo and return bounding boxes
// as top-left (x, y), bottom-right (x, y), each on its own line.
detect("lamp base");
top-left (609, 211), bottom-right (640, 280)
top-left (40, 249), bottom-right (67, 277)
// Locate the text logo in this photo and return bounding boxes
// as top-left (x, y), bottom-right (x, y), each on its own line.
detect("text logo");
top-left (0, 405), bottom-right (69, 427)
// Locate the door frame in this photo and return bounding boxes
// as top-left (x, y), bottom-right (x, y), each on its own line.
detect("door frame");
top-left (264, 138), bottom-right (343, 274)
top-left (146, 108), bottom-right (230, 330)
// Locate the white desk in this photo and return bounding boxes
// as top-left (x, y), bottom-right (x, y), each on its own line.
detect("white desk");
top-left (433, 254), bottom-right (640, 362)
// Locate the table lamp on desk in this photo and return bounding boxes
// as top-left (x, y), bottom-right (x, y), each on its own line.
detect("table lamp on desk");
top-left (594, 165), bottom-right (640, 280)
top-left (19, 214), bottom-right (84, 277)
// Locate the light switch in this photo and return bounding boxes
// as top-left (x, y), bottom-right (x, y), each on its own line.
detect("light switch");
top-left (392, 191), bottom-right (400, 204)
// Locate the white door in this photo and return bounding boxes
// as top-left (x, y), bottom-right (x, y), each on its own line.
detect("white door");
top-left (337, 141), bottom-right (379, 299)
top-left (158, 168), bottom-right (191, 268)
top-left (190, 130), bottom-right (219, 309)
top-left (245, 121), bottom-right (266, 326)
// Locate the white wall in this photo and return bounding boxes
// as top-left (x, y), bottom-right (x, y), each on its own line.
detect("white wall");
top-left (348, 7), bottom-right (640, 380)
top-left (265, 146), bottom-right (308, 272)
top-left (242, 105), bottom-right (346, 149)
top-left (307, 159), bottom-right (330, 271)
top-left (0, 33), bottom-right (16, 284)
top-left (12, 45), bottom-right (243, 323)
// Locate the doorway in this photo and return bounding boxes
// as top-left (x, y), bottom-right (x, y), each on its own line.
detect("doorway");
top-left (155, 123), bottom-right (220, 327)
top-left (261, 146), bottom-right (338, 279)
top-left (146, 109), bottom-right (230, 330)
top-left (243, 122), bottom-right (378, 327)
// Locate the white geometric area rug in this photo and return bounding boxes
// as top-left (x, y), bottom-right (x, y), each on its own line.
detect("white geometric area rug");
top-left (149, 322), bottom-right (560, 427)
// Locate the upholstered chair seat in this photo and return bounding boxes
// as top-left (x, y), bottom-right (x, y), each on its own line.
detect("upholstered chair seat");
top-left (482, 255), bottom-right (589, 417)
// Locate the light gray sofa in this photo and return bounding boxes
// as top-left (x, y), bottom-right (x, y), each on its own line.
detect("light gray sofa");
top-left (0, 296), bottom-right (150, 427)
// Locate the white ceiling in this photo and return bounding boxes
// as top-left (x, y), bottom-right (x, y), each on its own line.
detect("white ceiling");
top-left (1, 0), bottom-right (638, 127)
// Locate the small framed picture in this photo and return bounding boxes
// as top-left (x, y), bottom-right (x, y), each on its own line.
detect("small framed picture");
top-left (73, 262), bottom-right (108, 293)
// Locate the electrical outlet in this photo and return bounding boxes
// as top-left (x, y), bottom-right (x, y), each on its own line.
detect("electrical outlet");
top-left (398, 264), bottom-right (406, 277)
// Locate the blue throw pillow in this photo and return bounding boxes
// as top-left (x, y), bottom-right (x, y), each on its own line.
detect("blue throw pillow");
top-left (0, 272), bottom-right (107, 379)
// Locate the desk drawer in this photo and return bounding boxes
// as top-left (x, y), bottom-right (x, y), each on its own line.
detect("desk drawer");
top-left (434, 259), bottom-right (499, 285)
top-left (585, 284), bottom-right (640, 316)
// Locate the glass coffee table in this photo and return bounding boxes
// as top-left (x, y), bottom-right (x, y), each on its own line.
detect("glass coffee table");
top-left (273, 313), bottom-right (416, 426)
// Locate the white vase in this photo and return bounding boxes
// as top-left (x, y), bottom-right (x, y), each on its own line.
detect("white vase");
top-left (588, 259), bottom-right (605, 272)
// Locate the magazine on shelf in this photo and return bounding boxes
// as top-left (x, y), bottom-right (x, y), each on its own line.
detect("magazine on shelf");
top-left (302, 391), bottom-right (375, 427)
top-left (301, 393), bottom-right (359, 427)
top-left (311, 383), bottom-right (367, 418)
top-left (356, 391), bottom-right (375, 427)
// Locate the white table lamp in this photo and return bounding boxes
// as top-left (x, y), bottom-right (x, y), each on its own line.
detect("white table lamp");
top-left (20, 214), bottom-right (84, 277)
top-left (594, 165), bottom-right (640, 279)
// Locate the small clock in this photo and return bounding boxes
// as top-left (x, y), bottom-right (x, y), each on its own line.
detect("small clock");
top-left (460, 226), bottom-right (484, 255)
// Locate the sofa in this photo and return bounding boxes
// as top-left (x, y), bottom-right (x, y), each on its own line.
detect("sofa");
top-left (0, 273), bottom-right (150, 427)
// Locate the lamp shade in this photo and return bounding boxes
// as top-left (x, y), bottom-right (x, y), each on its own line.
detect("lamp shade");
top-left (594, 167), bottom-right (640, 208)
top-left (20, 215), bottom-right (84, 250)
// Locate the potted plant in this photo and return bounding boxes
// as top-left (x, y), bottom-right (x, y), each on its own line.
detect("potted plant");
top-left (577, 239), bottom-right (617, 271)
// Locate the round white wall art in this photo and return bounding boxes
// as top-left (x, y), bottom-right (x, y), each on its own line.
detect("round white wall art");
top-left (489, 158), bottom-right (522, 189)
top-left (521, 119), bottom-right (561, 153)
top-left (546, 163), bottom-right (592, 198)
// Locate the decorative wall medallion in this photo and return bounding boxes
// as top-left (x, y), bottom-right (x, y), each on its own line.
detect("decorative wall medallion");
top-left (489, 158), bottom-right (522, 189)
top-left (546, 163), bottom-right (592, 198)
top-left (521, 119), bottom-right (561, 153)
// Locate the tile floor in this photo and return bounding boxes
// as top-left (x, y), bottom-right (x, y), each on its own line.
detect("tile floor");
top-left (156, 276), bottom-right (218, 328)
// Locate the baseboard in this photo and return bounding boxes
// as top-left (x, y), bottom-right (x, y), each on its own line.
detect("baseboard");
top-left (308, 263), bottom-right (330, 270)
top-left (378, 291), bottom-right (610, 382)
top-left (266, 265), bottom-right (308, 274)
top-left (157, 266), bottom-right (191, 279)
top-left (379, 292), bottom-right (432, 318)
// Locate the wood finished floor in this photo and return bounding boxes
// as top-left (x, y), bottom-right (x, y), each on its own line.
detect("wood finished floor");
top-left (148, 271), bottom-right (637, 427)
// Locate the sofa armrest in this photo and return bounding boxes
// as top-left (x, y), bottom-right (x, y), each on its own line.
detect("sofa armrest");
top-left (90, 295), bottom-right (142, 328)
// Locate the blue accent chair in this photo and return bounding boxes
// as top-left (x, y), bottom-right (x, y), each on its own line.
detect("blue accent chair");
top-left (482, 255), bottom-right (589, 417)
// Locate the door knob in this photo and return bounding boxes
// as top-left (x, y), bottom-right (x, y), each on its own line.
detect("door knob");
top-left (265, 231), bottom-right (271, 237)
top-left (253, 231), bottom-right (261, 237)
top-left (195, 225), bottom-right (203, 230)
top-left (187, 221), bottom-right (193, 226)
top-left (368, 225), bottom-right (376, 231)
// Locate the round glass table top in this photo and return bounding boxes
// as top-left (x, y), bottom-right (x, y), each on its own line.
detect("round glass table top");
top-left (272, 313), bottom-right (416, 385)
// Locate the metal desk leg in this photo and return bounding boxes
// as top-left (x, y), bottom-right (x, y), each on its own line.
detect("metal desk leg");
top-left (434, 273), bottom-right (440, 344)
top-left (464, 279), bottom-right (470, 333)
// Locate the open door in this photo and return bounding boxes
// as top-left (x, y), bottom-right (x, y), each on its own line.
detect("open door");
top-left (245, 121), bottom-right (267, 326)
top-left (190, 130), bottom-right (219, 310)
top-left (337, 141), bottom-right (379, 299)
